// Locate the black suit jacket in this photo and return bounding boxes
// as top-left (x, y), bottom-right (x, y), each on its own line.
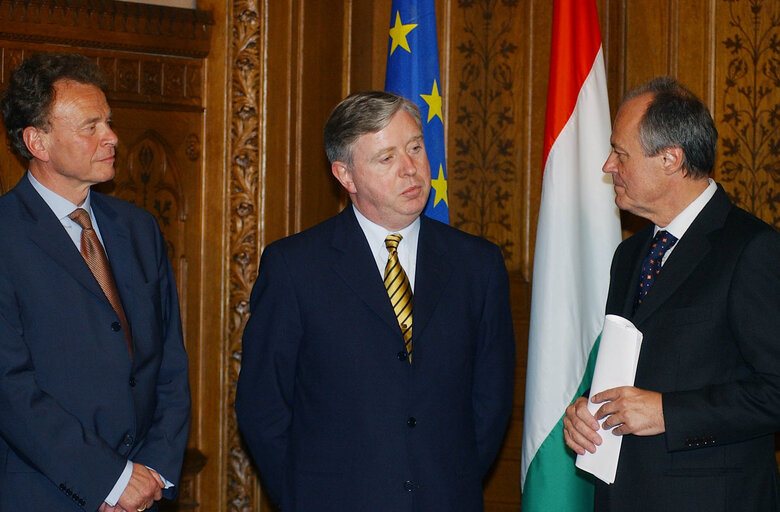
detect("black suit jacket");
top-left (595, 185), bottom-right (780, 511)
top-left (0, 176), bottom-right (190, 511)
top-left (235, 207), bottom-right (515, 512)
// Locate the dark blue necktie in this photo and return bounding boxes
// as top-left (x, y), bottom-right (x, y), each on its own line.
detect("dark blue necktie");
top-left (635, 230), bottom-right (678, 310)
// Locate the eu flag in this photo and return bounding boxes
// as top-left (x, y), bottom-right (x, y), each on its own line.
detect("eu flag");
top-left (385, 0), bottom-right (449, 224)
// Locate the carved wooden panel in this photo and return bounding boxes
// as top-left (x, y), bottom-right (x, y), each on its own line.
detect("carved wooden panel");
top-left (714, 0), bottom-right (779, 229)
top-left (226, 0), bottom-right (263, 510)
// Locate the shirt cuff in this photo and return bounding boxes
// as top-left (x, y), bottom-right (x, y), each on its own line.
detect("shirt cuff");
top-left (104, 460), bottom-right (133, 506)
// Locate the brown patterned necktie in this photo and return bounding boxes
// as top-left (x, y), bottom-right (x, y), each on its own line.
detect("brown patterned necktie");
top-left (69, 208), bottom-right (133, 358)
top-left (384, 234), bottom-right (413, 362)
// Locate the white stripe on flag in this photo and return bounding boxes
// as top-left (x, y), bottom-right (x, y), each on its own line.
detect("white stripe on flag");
top-left (522, 47), bottom-right (621, 487)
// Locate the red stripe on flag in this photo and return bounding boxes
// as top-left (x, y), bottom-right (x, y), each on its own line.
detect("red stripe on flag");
top-left (542, 0), bottom-right (603, 167)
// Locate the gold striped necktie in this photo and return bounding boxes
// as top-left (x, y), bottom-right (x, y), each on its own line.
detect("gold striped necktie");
top-left (384, 233), bottom-right (413, 362)
top-left (69, 208), bottom-right (133, 358)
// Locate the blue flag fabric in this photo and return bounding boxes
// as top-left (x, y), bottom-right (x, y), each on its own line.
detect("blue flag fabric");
top-left (385, 0), bottom-right (449, 224)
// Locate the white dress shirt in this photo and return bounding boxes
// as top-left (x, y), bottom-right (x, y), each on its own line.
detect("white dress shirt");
top-left (352, 205), bottom-right (420, 290)
top-left (656, 179), bottom-right (717, 266)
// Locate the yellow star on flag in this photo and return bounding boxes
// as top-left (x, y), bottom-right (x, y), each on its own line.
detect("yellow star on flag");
top-left (420, 80), bottom-right (443, 123)
top-left (431, 164), bottom-right (448, 207)
top-left (388, 11), bottom-right (417, 55)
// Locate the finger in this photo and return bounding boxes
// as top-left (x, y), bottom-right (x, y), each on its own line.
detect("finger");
top-left (563, 414), bottom-right (602, 453)
top-left (563, 424), bottom-right (586, 455)
top-left (572, 397), bottom-right (599, 430)
top-left (592, 385), bottom-right (627, 404)
top-left (149, 469), bottom-right (165, 488)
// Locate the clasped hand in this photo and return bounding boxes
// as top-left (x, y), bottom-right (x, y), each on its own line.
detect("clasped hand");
top-left (562, 386), bottom-right (665, 455)
top-left (99, 463), bottom-right (164, 512)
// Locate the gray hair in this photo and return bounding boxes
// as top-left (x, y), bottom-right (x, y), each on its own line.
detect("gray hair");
top-left (324, 91), bottom-right (422, 167)
top-left (624, 76), bottom-right (717, 179)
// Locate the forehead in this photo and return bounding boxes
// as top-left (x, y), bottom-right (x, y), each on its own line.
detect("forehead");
top-left (613, 93), bottom-right (652, 139)
top-left (355, 110), bottom-right (420, 148)
top-left (49, 79), bottom-right (109, 120)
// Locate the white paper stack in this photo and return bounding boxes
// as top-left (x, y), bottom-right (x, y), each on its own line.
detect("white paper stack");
top-left (575, 314), bottom-right (643, 484)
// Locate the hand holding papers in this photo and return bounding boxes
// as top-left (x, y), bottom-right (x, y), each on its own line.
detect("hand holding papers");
top-left (575, 314), bottom-right (643, 484)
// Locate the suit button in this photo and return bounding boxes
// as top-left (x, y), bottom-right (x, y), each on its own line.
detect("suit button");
top-left (66, 488), bottom-right (72, 496)
top-left (123, 434), bottom-right (134, 446)
top-left (79, 498), bottom-right (86, 506)
top-left (397, 351), bottom-right (408, 361)
top-left (111, 321), bottom-right (121, 332)
top-left (403, 480), bottom-right (416, 492)
top-left (407, 417), bottom-right (416, 428)
top-left (72, 493), bottom-right (80, 502)
top-left (59, 483), bottom-right (66, 491)
top-left (129, 377), bottom-right (136, 387)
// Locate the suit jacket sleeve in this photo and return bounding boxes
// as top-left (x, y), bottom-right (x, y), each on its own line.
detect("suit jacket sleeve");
top-left (662, 228), bottom-right (780, 451)
top-left (472, 244), bottom-right (516, 475)
top-left (129, 221), bottom-right (191, 497)
top-left (0, 211), bottom-right (189, 511)
top-left (235, 243), bottom-right (302, 509)
top-left (0, 263), bottom-right (127, 511)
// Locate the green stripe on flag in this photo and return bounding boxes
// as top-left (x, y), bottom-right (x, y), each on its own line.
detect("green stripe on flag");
top-left (522, 334), bottom-right (601, 511)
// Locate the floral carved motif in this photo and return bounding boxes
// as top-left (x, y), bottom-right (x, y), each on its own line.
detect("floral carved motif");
top-left (720, 0), bottom-right (779, 228)
top-left (113, 131), bottom-right (186, 269)
top-left (451, 0), bottom-right (519, 259)
top-left (227, 1), bottom-right (262, 511)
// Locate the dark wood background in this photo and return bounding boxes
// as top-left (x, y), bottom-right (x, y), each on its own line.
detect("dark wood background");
top-left (0, 1), bottom-right (775, 510)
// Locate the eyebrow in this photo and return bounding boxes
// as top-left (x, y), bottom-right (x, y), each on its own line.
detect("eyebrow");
top-left (78, 110), bottom-right (112, 127)
top-left (610, 140), bottom-right (627, 152)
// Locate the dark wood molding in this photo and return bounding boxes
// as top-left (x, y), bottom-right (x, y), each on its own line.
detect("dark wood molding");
top-left (0, 0), bottom-right (213, 58)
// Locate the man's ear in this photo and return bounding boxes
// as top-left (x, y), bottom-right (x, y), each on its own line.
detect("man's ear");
top-left (661, 146), bottom-right (684, 176)
top-left (331, 161), bottom-right (357, 194)
top-left (22, 126), bottom-right (50, 162)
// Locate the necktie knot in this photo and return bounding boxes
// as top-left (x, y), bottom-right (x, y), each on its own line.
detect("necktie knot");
top-left (385, 233), bottom-right (402, 254)
top-left (69, 208), bottom-right (93, 230)
top-left (648, 230), bottom-right (678, 263)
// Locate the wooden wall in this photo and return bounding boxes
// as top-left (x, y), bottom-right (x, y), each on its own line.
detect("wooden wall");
top-left (0, 1), bottom-right (776, 511)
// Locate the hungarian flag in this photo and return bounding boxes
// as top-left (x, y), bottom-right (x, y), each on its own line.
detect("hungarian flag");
top-left (385, 0), bottom-right (449, 224)
top-left (521, 0), bottom-right (621, 510)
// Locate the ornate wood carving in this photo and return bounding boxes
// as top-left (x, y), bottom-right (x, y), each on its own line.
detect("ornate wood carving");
top-left (450, 0), bottom-right (520, 261)
top-left (718, 0), bottom-right (779, 229)
top-left (0, 47), bottom-right (204, 109)
top-left (226, 1), bottom-right (262, 511)
top-left (113, 130), bottom-right (186, 268)
top-left (0, 0), bottom-right (213, 58)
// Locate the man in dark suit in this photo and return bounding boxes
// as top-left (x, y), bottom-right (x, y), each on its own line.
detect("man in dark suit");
top-left (0, 53), bottom-right (190, 512)
top-left (563, 77), bottom-right (780, 511)
top-left (235, 91), bottom-right (515, 511)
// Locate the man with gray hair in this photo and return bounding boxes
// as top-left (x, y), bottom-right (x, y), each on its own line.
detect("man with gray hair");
top-left (236, 91), bottom-right (515, 511)
top-left (563, 77), bottom-right (780, 511)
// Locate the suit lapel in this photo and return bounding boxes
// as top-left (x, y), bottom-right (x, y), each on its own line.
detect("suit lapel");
top-left (632, 186), bottom-right (731, 324)
top-left (329, 208), bottom-right (401, 335)
top-left (13, 178), bottom-right (107, 303)
top-left (412, 217), bottom-right (452, 343)
top-left (615, 227), bottom-right (653, 319)
top-left (91, 193), bottom-right (136, 322)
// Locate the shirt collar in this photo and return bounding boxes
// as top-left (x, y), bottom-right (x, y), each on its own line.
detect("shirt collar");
top-left (352, 204), bottom-right (421, 251)
top-left (28, 171), bottom-right (93, 221)
top-left (656, 178), bottom-right (717, 240)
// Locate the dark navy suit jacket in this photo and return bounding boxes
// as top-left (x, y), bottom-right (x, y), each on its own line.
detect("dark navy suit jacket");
top-left (595, 185), bottom-right (780, 511)
top-left (0, 176), bottom-right (190, 511)
top-left (235, 207), bottom-right (515, 512)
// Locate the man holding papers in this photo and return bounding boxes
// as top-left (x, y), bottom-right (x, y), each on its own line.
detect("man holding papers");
top-left (563, 77), bottom-right (780, 511)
